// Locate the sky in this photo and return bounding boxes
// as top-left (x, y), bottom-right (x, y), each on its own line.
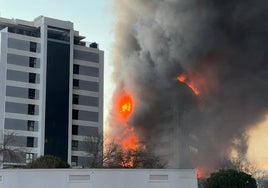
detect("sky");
top-left (1, 0), bottom-right (268, 171)
top-left (248, 115), bottom-right (268, 170)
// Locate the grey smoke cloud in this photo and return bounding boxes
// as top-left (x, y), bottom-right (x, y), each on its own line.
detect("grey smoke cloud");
top-left (110, 0), bottom-right (268, 171)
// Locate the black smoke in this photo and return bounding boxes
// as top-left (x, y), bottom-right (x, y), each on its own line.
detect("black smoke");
top-left (109, 0), bottom-right (268, 172)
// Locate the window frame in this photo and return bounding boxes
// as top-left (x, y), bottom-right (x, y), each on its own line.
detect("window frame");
top-left (72, 125), bottom-right (78, 135)
top-left (26, 153), bottom-right (34, 163)
top-left (28, 104), bottom-right (35, 115)
top-left (26, 137), bottom-right (34, 147)
top-left (27, 121), bottom-right (35, 131)
top-left (72, 140), bottom-right (78, 151)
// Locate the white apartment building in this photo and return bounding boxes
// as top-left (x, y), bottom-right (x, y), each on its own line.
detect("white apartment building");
top-left (0, 16), bottom-right (104, 168)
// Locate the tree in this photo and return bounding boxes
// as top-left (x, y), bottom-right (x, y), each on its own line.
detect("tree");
top-left (85, 134), bottom-right (104, 168)
top-left (219, 156), bottom-right (258, 177)
top-left (85, 134), bottom-right (167, 168)
top-left (205, 169), bottom-right (257, 188)
top-left (259, 178), bottom-right (268, 188)
top-left (25, 155), bottom-right (70, 168)
top-left (102, 141), bottom-right (167, 168)
top-left (0, 132), bottom-right (24, 167)
top-left (122, 148), bottom-right (167, 168)
top-left (102, 140), bottom-right (123, 168)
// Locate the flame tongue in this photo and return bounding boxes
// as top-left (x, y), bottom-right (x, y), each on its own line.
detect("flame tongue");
top-left (177, 73), bottom-right (200, 95)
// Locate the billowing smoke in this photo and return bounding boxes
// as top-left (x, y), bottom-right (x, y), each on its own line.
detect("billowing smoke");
top-left (109, 0), bottom-right (268, 172)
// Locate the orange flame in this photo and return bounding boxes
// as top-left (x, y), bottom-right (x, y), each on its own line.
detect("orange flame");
top-left (196, 168), bottom-right (203, 178)
top-left (114, 92), bottom-right (139, 152)
top-left (115, 93), bottom-right (133, 122)
top-left (122, 135), bottom-right (138, 150)
top-left (177, 73), bottom-right (200, 95)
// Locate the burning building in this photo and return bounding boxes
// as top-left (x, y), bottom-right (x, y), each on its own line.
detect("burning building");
top-left (108, 0), bottom-right (268, 174)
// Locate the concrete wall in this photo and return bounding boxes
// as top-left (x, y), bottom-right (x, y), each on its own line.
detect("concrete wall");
top-left (0, 169), bottom-right (198, 188)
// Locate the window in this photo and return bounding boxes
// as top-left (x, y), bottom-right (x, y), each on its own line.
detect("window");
top-left (72, 110), bottom-right (78, 120)
top-left (73, 79), bottom-right (79, 89)
top-left (26, 153), bottom-right (34, 163)
top-left (7, 69), bottom-right (31, 83)
top-left (71, 156), bottom-right (78, 166)
top-left (29, 57), bottom-right (37, 68)
top-left (77, 126), bottom-right (99, 137)
top-left (74, 50), bottom-right (99, 63)
top-left (73, 79), bottom-right (99, 92)
top-left (73, 94), bottom-right (79, 104)
top-left (47, 26), bottom-right (70, 42)
top-left (28, 88), bottom-right (36, 99)
top-left (5, 118), bottom-right (25, 131)
top-left (73, 64), bottom-right (79, 74)
top-left (27, 121), bottom-right (35, 131)
top-left (75, 95), bottom-right (98, 107)
top-left (74, 110), bottom-right (98, 122)
top-left (8, 53), bottom-right (40, 68)
top-left (74, 65), bottom-right (99, 77)
top-left (72, 110), bottom-right (98, 122)
top-left (8, 38), bottom-right (40, 52)
top-left (29, 73), bottom-right (36, 83)
top-left (72, 125), bottom-right (78, 135)
top-left (6, 86), bottom-right (39, 100)
top-left (27, 137), bottom-right (34, 147)
top-left (72, 140), bottom-right (78, 151)
top-left (30, 42), bottom-right (37, 52)
top-left (8, 27), bottom-right (40, 37)
top-left (28, 104), bottom-right (35, 115)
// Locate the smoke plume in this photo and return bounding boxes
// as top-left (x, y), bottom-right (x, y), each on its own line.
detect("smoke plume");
top-left (109, 0), bottom-right (268, 172)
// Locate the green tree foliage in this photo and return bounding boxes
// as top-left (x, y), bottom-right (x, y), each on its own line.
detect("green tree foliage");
top-left (205, 169), bottom-right (257, 188)
top-left (26, 155), bottom-right (70, 168)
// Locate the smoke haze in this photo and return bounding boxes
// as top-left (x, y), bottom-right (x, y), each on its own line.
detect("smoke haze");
top-left (109, 0), bottom-right (268, 172)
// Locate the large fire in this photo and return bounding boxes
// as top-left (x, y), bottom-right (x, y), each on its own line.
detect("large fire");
top-left (177, 73), bottom-right (200, 95)
top-left (122, 135), bottom-right (138, 150)
top-left (114, 92), bottom-right (139, 151)
top-left (115, 93), bottom-right (133, 122)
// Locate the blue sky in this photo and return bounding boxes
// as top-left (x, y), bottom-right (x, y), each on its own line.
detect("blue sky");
top-left (0, 0), bottom-right (115, 128)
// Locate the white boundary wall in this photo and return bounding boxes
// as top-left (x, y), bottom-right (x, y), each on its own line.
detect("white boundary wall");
top-left (0, 169), bottom-right (197, 188)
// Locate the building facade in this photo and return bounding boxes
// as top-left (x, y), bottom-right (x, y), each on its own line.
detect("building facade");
top-left (0, 16), bottom-right (104, 168)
